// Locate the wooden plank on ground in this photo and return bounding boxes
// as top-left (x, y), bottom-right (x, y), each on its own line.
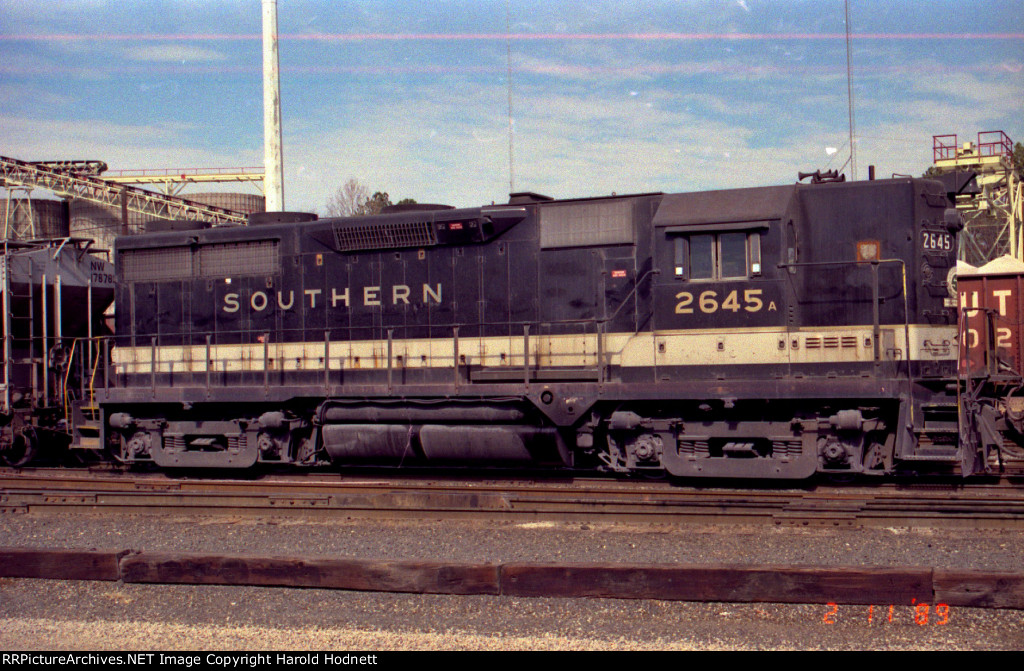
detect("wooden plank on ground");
top-left (119, 552), bottom-right (501, 595)
top-left (500, 563), bottom-right (934, 605)
top-left (0, 547), bottom-right (124, 581)
top-left (933, 569), bottom-right (1024, 609)
top-left (6, 545), bottom-right (1021, 611)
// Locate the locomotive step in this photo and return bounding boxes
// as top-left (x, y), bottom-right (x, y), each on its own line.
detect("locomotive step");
top-left (71, 421), bottom-right (102, 450)
top-left (70, 434), bottom-right (102, 450)
top-left (70, 400), bottom-right (103, 450)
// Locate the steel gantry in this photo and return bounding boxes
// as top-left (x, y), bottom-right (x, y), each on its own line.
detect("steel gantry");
top-left (0, 155), bottom-right (251, 230)
top-left (102, 165), bottom-right (265, 197)
top-left (932, 131), bottom-right (1023, 265)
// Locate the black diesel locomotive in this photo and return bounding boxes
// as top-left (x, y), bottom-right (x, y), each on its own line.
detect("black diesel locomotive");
top-left (79, 173), bottom-right (1007, 480)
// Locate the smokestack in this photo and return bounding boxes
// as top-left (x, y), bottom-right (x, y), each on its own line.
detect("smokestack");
top-left (262, 0), bottom-right (285, 211)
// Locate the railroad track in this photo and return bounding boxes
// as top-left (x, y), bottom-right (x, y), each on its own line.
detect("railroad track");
top-left (2, 467), bottom-right (1024, 529)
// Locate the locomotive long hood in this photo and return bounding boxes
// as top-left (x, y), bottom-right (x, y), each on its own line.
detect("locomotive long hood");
top-left (307, 204), bottom-right (530, 254)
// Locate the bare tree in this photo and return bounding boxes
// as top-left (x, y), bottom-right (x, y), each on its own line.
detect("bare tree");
top-left (325, 178), bottom-right (371, 217)
top-left (325, 178), bottom-right (417, 217)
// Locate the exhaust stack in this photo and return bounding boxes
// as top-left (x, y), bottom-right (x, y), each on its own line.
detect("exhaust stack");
top-left (262, 0), bottom-right (285, 211)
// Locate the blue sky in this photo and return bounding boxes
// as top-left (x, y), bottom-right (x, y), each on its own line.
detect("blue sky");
top-left (1, 0), bottom-right (1021, 213)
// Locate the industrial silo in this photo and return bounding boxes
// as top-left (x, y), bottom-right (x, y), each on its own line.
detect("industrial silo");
top-left (68, 200), bottom-right (143, 252)
top-left (68, 192), bottom-right (264, 251)
top-left (187, 192), bottom-right (265, 215)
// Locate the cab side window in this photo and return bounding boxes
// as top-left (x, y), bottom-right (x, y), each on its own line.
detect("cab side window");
top-left (673, 231), bottom-right (761, 280)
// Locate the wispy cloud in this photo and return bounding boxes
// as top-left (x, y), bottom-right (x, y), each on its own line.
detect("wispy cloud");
top-left (0, 116), bottom-right (259, 172)
top-left (124, 44), bottom-right (227, 63)
top-left (0, 0), bottom-right (1019, 213)
top-left (281, 39), bottom-right (1022, 210)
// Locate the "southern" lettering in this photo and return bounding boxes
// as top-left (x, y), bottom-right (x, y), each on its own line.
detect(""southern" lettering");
top-left (223, 283), bottom-right (442, 313)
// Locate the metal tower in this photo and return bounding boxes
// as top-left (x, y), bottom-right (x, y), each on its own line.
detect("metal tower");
top-left (2, 187), bottom-right (37, 240)
top-left (932, 131), bottom-right (1023, 265)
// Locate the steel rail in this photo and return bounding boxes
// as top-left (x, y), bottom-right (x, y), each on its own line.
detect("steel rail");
top-left (2, 468), bottom-right (1023, 529)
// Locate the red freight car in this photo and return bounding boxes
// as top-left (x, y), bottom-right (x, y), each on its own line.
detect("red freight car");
top-left (958, 256), bottom-right (1024, 380)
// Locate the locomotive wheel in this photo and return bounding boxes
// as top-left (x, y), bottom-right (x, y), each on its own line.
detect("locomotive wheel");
top-left (1, 428), bottom-right (38, 468)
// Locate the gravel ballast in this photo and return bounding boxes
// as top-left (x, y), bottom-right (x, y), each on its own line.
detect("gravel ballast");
top-left (1, 512), bottom-right (1022, 650)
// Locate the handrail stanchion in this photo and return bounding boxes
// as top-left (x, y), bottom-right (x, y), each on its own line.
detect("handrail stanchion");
top-left (523, 324), bottom-right (530, 388)
top-left (324, 330), bottom-right (330, 393)
top-left (263, 335), bottom-right (269, 396)
top-left (453, 326), bottom-right (460, 389)
top-left (205, 335), bottom-right (212, 397)
top-left (150, 336), bottom-right (157, 398)
top-left (387, 329), bottom-right (394, 393)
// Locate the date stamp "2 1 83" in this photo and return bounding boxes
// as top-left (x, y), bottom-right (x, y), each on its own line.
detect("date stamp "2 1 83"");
top-left (823, 601), bottom-right (952, 626)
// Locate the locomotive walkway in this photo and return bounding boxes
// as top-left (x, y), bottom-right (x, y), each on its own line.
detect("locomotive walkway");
top-left (2, 469), bottom-right (1023, 610)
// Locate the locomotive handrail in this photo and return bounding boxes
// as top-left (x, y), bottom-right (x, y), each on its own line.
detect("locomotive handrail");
top-left (778, 257), bottom-right (915, 422)
top-left (115, 317), bottom-right (612, 345)
top-left (776, 258), bottom-right (911, 357)
top-left (61, 338), bottom-right (79, 429)
top-left (600, 268), bottom-right (659, 328)
top-left (88, 338), bottom-right (102, 406)
top-left (117, 319), bottom-right (612, 344)
top-left (107, 316), bottom-right (611, 387)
